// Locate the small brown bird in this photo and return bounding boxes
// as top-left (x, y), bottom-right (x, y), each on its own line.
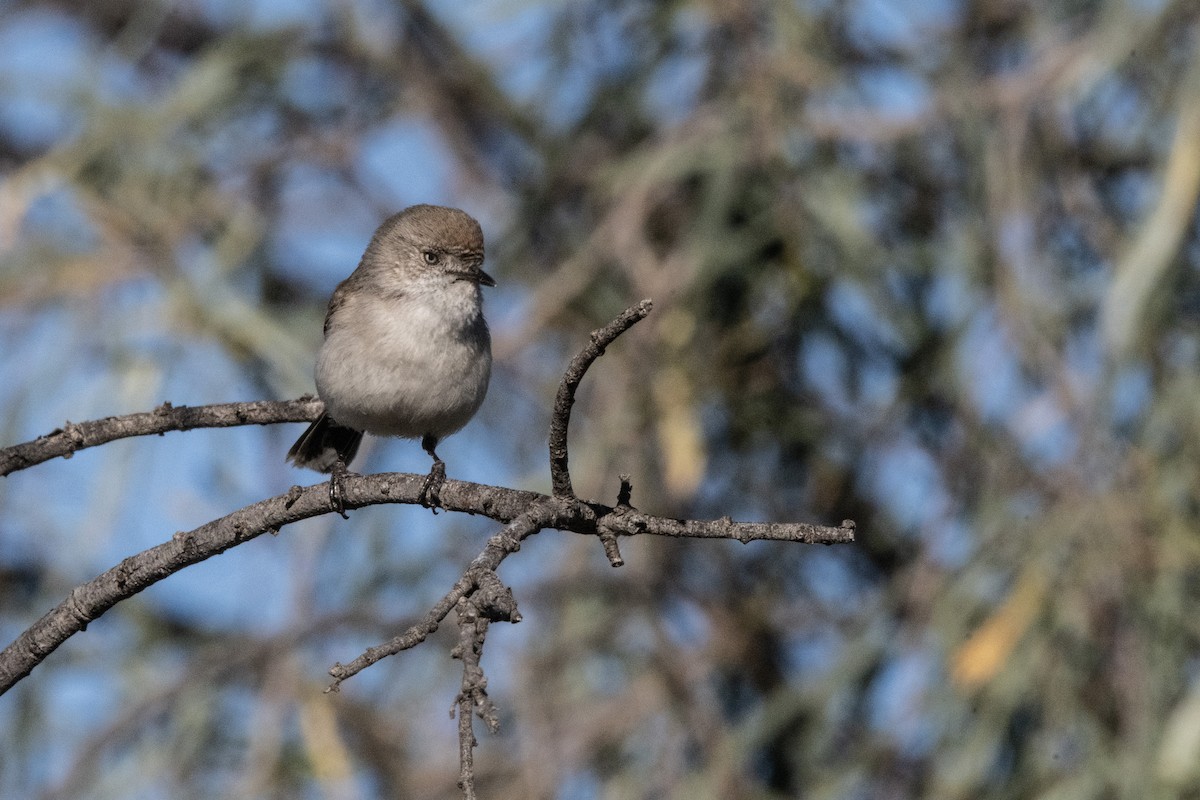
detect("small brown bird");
top-left (287, 205), bottom-right (495, 513)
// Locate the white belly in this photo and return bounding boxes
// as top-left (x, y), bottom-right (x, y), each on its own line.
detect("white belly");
top-left (315, 286), bottom-right (491, 439)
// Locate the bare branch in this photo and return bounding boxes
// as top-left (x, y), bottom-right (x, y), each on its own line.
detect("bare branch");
top-left (0, 473), bottom-right (851, 696)
top-left (0, 398), bottom-right (323, 476)
top-left (450, 593), bottom-right (503, 800)
top-left (549, 299), bottom-right (653, 498)
top-left (455, 655), bottom-right (479, 799)
top-left (328, 502), bottom-right (550, 688)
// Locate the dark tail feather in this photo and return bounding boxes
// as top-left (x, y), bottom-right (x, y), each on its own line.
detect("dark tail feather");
top-left (286, 412), bottom-right (363, 473)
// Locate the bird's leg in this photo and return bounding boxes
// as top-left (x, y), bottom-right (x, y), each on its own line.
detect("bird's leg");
top-left (418, 434), bottom-right (446, 511)
top-left (329, 456), bottom-right (350, 519)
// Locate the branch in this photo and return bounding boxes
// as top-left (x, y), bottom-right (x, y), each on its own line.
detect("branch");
top-left (0, 474), bottom-right (853, 696)
top-left (549, 299), bottom-right (653, 498)
top-left (328, 503), bottom-right (548, 688)
top-left (0, 398), bottom-right (323, 476)
top-left (454, 599), bottom-right (484, 800)
top-left (450, 581), bottom-right (509, 799)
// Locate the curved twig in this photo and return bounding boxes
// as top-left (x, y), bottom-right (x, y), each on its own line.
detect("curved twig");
top-left (548, 299), bottom-right (653, 498)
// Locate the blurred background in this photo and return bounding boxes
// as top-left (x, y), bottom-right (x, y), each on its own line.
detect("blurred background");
top-left (1, 0), bottom-right (1198, 797)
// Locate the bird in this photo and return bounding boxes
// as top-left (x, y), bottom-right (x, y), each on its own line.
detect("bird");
top-left (286, 204), bottom-right (494, 514)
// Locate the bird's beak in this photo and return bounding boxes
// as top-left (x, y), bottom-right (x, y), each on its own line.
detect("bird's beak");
top-left (451, 269), bottom-right (496, 287)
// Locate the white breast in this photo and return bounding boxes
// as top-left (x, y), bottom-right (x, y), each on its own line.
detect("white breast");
top-left (315, 282), bottom-right (492, 438)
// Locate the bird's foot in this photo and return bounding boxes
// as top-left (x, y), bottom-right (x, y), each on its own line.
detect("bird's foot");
top-left (418, 458), bottom-right (447, 512)
top-left (329, 459), bottom-right (351, 519)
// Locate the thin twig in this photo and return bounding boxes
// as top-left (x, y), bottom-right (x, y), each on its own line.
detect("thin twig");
top-left (456, 682), bottom-right (478, 799)
top-left (548, 299), bottom-right (653, 498)
top-left (328, 502), bottom-right (552, 689)
top-left (0, 398), bottom-right (323, 476)
top-left (451, 595), bottom-right (502, 799)
top-left (453, 597), bottom-right (481, 800)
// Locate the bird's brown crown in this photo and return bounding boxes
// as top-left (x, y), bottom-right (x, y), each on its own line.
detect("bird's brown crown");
top-left (373, 204), bottom-right (484, 259)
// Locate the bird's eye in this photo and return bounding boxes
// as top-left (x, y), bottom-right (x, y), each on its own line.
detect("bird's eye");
top-left (422, 250), bottom-right (440, 265)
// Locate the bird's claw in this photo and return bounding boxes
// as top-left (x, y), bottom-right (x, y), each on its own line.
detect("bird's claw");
top-left (329, 460), bottom-right (350, 519)
top-left (418, 458), bottom-right (447, 512)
